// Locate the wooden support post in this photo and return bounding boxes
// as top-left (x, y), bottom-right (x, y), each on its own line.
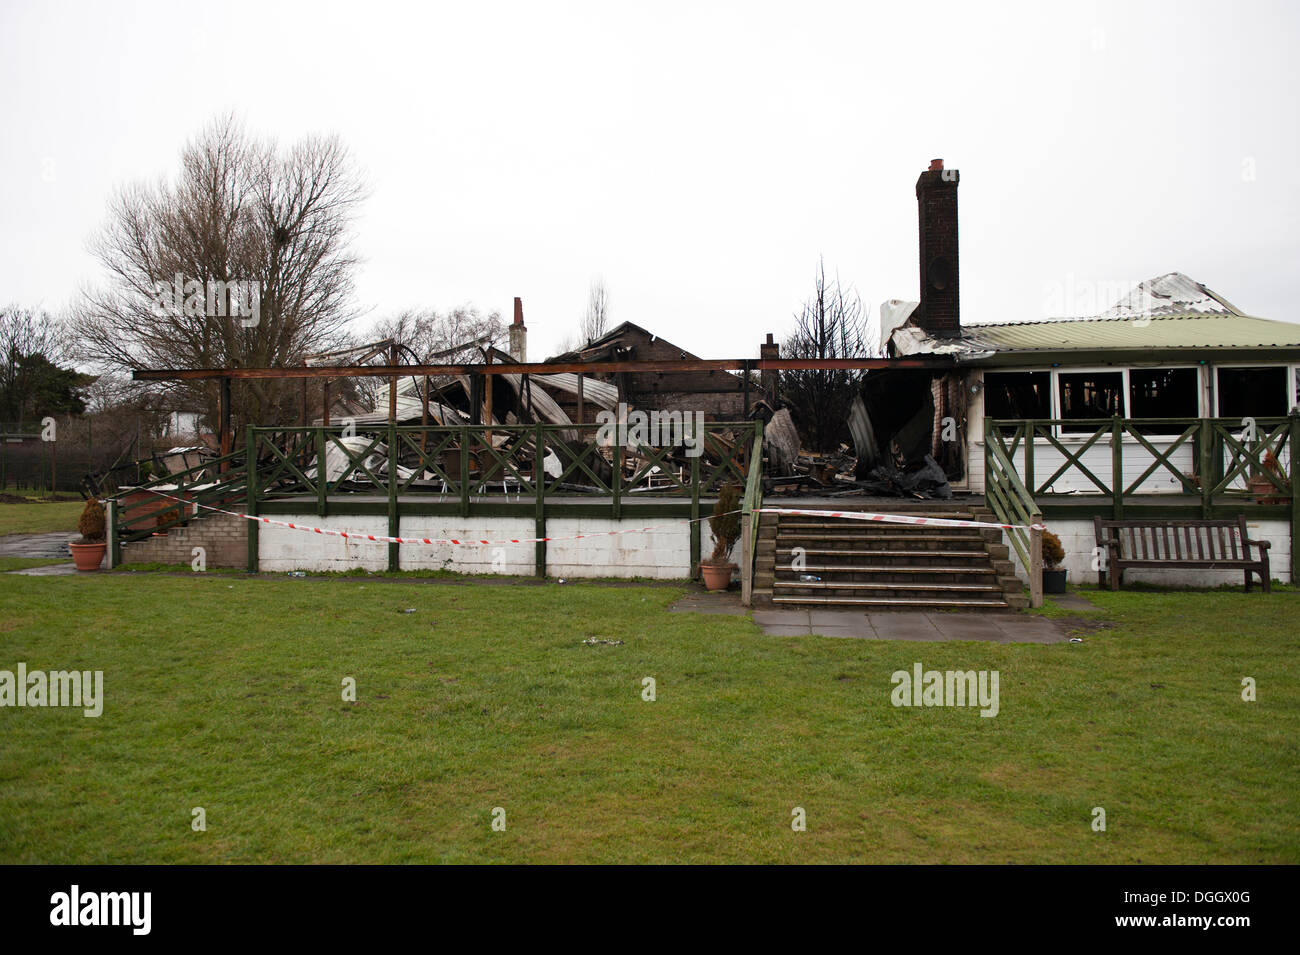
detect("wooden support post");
top-left (322, 379), bottom-right (330, 427)
top-left (1024, 420), bottom-right (1035, 497)
top-left (484, 351), bottom-right (493, 429)
top-left (576, 373), bottom-right (585, 425)
top-left (459, 425), bottom-right (470, 519)
top-left (1200, 417), bottom-right (1214, 518)
top-left (1029, 519), bottom-right (1043, 608)
top-left (613, 439), bottom-right (623, 521)
top-left (388, 344), bottom-right (398, 423)
top-left (1111, 415), bottom-right (1123, 520)
top-left (421, 376), bottom-right (430, 454)
top-left (107, 498), bottom-right (119, 569)
top-left (690, 451), bottom-right (701, 578)
top-left (316, 427), bottom-right (327, 518)
top-left (535, 421), bottom-right (546, 578)
top-left (388, 420), bottom-right (399, 572)
top-left (742, 359), bottom-right (752, 418)
top-left (246, 428), bottom-right (259, 573)
top-left (300, 379), bottom-right (307, 427)
top-left (469, 375), bottom-right (482, 426)
top-left (1290, 411), bottom-right (1299, 583)
top-left (219, 376), bottom-right (232, 472)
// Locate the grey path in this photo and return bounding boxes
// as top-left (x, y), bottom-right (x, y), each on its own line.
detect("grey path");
top-left (671, 591), bottom-right (1074, 643)
top-left (0, 532), bottom-right (76, 560)
top-left (7, 563), bottom-right (79, 576)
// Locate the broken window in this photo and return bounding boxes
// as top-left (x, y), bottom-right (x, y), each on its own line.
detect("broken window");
top-left (1217, 366), bottom-right (1288, 418)
top-left (1129, 368), bottom-right (1199, 433)
top-left (1057, 371), bottom-right (1123, 433)
top-left (983, 372), bottom-right (1051, 433)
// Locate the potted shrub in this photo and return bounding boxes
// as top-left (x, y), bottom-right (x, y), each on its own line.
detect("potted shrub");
top-left (1041, 530), bottom-right (1067, 594)
top-left (1248, 450), bottom-right (1289, 505)
top-left (69, 498), bottom-right (108, 572)
top-left (699, 484), bottom-right (742, 591)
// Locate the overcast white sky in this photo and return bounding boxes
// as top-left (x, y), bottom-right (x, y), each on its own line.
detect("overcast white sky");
top-left (2, 0), bottom-right (1297, 362)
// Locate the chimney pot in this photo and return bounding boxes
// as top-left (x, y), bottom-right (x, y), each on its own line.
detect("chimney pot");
top-left (929, 158), bottom-right (943, 172)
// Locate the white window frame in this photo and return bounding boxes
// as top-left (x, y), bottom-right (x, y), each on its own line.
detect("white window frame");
top-left (981, 364), bottom-right (1204, 440)
top-left (1124, 364), bottom-right (1203, 436)
top-left (1210, 362), bottom-right (1294, 418)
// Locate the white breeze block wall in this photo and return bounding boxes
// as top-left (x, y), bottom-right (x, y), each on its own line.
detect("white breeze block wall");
top-left (396, 516), bottom-right (536, 575)
top-left (257, 513), bottom-right (692, 578)
top-left (1005, 518), bottom-right (1291, 587)
top-left (258, 514), bottom-right (389, 572)
top-left (545, 518), bottom-right (691, 579)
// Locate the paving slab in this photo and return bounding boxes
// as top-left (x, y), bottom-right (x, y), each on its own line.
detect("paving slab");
top-left (668, 592), bottom-right (1084, 644)
top-left (810, 624), bottom-right (876, 640)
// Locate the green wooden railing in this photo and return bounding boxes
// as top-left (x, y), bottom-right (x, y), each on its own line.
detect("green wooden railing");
top-left (109, 448), bottom-right (247, 567)
top-left (986, 415), bottom-right (1296, 507)
top-left (983, 420), bottom-right (1043, 607)
top-left (739, 420), bottom-right (765, 605)
top-left (113, 420), bottom-right (764, 576)
top-left (986, 413), bottom-right (1300, 584)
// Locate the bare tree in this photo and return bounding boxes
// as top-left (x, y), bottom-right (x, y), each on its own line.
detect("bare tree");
top-left (348, 306), bottom-right (505, 407)
top-left (369, 306), bottom-right (505, 363)
top-left (579, 277), bottom-right (610, 345)
top-left (781, 260), bottom-right (869, 454)
top-left (70, 115), bottom-right (367, 432)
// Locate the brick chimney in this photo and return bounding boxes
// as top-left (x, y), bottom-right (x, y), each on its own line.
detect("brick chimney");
top-left (759, 332), bottom-right (779, 405)
top-left (509, 297), bottom-right (527, 362)
top-left (914, 158), bottom-right (960, 337)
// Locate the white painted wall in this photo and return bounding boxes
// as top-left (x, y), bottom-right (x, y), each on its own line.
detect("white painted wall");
top-left (1004, 518), bottom-right (1291, 587)
top-left (545, 518), bottom-right (690, 579)
top-left (258, 513), bottom-right (691, 578)
top-left (258, 514), bottom-right (389, 572)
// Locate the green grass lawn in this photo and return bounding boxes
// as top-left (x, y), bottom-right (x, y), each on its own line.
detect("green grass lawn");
top-left (0, 572), bottom-right (1295, 863)
top-left (0, 498), bottom-right (84, 536)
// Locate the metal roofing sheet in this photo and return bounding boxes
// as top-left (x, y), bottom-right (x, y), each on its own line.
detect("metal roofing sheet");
top-left (960, 313), bottom-right (1300, 352)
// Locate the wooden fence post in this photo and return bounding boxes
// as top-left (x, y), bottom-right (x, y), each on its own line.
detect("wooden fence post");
top-left (387, 421), bottom-right (399, 572)
top-left (1200, 418), bottom-right (1214, 518)
top-left (1291, 411), bottom-right (1299, 583)
top-left (1029, 520), bottom-right (1043, 609)
top-left (246, 429), bottom-right (259, 573)
top-left (1111, 415), bottom-right (1123, 520)
top-left (535, 421), bottom-right (546, 578)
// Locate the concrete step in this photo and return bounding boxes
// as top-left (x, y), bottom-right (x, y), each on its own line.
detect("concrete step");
top-left (776, 548), bottom-right (992, 560)
top-left (774, 580), bottom-right (1005, 594)
top-left (777, 564), bottom-right (998, 576)
top-left (773, 595), bottom-right (1010, 609)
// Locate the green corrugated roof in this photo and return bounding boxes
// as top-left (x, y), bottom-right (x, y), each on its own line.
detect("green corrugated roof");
top-left (961, 313), bottom-right (1300, 353)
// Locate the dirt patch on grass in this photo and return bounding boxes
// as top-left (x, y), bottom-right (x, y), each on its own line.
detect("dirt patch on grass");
top-left (1056, 616), bottom-right (1115, 636)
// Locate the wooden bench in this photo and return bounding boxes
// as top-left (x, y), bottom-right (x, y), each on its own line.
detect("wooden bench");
top-left (1094, 517), bottom-right (1271, 592)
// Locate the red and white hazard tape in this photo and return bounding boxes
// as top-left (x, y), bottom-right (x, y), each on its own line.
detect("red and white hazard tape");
top-left (757, 507), bottom-right (1045, 531)
top-left (134, 489), bottom-right (739, 547)
top-left (131, 490), bottom-right (1042, 549)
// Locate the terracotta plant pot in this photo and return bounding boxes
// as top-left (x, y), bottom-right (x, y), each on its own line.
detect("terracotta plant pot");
top-left (1248, 475), bottom-right (1287, 505)
top-left (699, 561), bottom-right (736, 591)
top-left (69, 541), bottom-right (107, 572)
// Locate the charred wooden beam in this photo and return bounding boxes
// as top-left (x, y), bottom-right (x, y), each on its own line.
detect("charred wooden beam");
top-left (133, 356), bottom-right (952, 382)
